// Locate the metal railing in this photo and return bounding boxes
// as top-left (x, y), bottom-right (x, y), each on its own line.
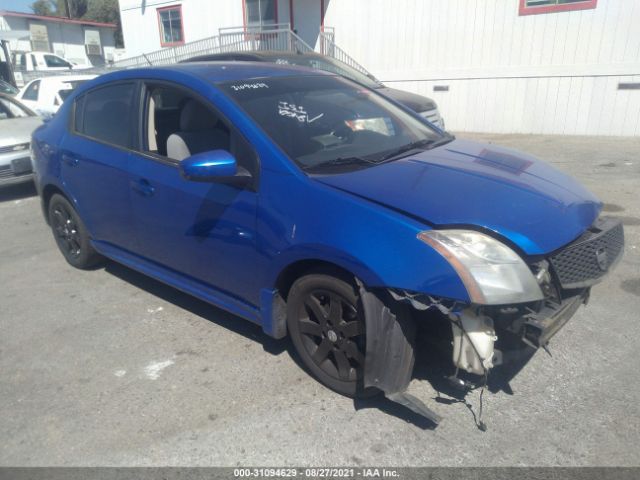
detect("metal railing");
top-left (112, 26), bottom-right (314, 69)
top-left (315, 30), bottom-right (372, 78)
top-left (11, 25), bottom-right (377, 87)
top-left (218, 27), bottom-right (313, 55)
top-left (111, 25), bottom-right (374, 77)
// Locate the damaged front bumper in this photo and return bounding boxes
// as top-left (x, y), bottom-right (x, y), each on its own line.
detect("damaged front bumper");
top-left (359, 285), bottom-right (591, 427)
top-left (522, 290), bottom-right (589, 349)
top-left (358, 217), bottom-right (624, 426)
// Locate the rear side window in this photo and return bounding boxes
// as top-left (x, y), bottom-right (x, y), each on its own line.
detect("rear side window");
top-left (22, 80), bottom-right (40, 101)
top-left (74, 83), bottom-right (136, 149)
top-left (44, 54), bottom-right (71, 68)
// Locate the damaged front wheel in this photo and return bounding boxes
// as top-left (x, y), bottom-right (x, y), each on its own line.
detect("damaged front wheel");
top-left (287, 273), bottom-right (373, 397)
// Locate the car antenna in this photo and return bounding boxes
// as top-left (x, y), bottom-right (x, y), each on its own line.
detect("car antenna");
top-left (142, 53), bottom-right (153, 66)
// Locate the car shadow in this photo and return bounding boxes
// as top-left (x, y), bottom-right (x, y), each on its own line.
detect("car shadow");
top-left (103, 261), bottom-right (287, 356)
top-left (0, 181), bottom-right (37, 203)
top-left (101, 260), bottom-right (511, 430)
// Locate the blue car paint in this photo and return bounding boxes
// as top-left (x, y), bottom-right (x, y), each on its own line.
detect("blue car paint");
top-left (32, 63), bottom-right (599, 336)
top-left (317, 139), bottom-right (602, 256)
top-left (180, 150), bottom-right (238, 179)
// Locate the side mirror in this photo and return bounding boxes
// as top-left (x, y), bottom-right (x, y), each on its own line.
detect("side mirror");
top-left (179, 150), bottom-right (252, 188)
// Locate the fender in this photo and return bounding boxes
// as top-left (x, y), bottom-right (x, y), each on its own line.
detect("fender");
top-left (358, 282), bottom-right (443, 426)
top-left (266, 243), bottom-right (385, 291)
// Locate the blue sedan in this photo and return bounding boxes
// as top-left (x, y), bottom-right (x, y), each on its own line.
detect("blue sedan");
top-left (31, 63), bottom-right (623, 424)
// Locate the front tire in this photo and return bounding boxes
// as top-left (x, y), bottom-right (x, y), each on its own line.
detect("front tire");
top-left (48, 194), bottom-right (101, 269)
top-left (286, 273), bottom-right (373, 397)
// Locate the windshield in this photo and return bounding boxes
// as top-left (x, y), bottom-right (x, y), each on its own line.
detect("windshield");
top-left (272, 55), bottom-right (382, 89)
top-left (0, 80), bottom-right (19, 96)
top-left (0, 96), bottom-right (33, 119)
top-left (219, 75), bottom-right (445, 172)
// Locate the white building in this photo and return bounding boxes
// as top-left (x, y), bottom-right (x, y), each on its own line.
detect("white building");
top-left (0, 10), bottom-right (118, 68)
top-left (119, 0), bottom-right (326, 58)
top-left (118, 0), bottom-right (640, 136)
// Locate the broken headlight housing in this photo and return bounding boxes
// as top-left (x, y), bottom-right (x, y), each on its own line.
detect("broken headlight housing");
top-left (418, 230), bottom-right (543, 305)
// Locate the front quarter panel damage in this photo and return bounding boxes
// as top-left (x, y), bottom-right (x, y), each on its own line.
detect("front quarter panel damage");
top-left (358, 283), bottom-right (443, 425)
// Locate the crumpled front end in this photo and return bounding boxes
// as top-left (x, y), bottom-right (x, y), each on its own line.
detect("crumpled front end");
top-left (361, 216), bottom-right (624, 427)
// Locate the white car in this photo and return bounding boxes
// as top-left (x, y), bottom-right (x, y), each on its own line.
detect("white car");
top-left (0, 93), bottom-right (41, 187)
top-left (13, 51), bottom-right (91, 72)
top-left (17, 75), bottom-right (96, 118)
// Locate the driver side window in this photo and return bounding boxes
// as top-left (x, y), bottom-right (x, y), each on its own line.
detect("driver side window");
top-left (142, 84), bottom-right (257, 176)
top-left (44, 54), bottom-right (71, 68)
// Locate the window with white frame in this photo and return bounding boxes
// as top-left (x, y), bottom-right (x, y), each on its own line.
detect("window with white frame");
top-left (157, 5), bottom-right (184, 46)
top-left (519, 0), bottom-right (597, 15)
top-left (244, 0), bottom-right (276, 28)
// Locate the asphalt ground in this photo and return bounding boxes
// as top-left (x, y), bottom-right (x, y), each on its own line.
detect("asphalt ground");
top-left (1, 134), bottom-right (639, 466)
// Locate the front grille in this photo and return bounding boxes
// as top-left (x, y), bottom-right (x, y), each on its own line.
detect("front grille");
top-left (11, 157), bottom-right (32, 175)
top-left (420, 111), bottom-right (442, 128)
top-left (549, 217), bottom-right (624, 288)
top-left (0, 165), bottom-right (12, 179)
top-left (0, 143), bottom-right (30, 154)
top-left (0, 157), bottom-right (33, 180)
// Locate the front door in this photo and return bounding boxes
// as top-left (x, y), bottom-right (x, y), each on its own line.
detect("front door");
top-left (127, 83), bottom-right (262, 307)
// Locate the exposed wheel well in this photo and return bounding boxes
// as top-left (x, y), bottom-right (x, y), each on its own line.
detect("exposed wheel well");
top-left (275, 260), bottom-right (357, 300)
top-left (41, 185), bottom-right (68, 224)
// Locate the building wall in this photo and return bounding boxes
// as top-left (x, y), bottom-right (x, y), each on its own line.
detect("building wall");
top-left (119, 0), bottom-right (244, 58)
top-left (118, 0), bottom-right (294, 58)
top-left (324, 0), bottom-right (640, 136)
top-left (116, 0), bottom-right (640, 136)
top-left (0, 16), bottom-right (117, 67)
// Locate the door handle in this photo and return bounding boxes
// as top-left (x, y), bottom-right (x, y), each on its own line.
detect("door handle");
top-left (61, 153), bottom-right (79, 167)
top-left (131, 178), bottom-right (155, 197)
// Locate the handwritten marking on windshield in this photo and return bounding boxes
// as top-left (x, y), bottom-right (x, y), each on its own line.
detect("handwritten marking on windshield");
top-left (230, 82), bottom-right (269, 91)
top-left (278, 101), bottom-right (324, 124)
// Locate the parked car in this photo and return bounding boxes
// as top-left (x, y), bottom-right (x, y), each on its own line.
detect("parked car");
top-left (13, 51), bottom-right (91, 72)
top-left (32, 64), bottom-right (623, 424)
top-left (0, 93), bottom-right (41, 187)
top-left (17, 75), bottom-right (96, 119)
top-left (0, 78), bottom-right (19, 96)
top-left (183, 51), bottom-right (446, 129)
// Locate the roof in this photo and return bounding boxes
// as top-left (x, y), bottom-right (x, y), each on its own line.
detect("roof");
top-left (121, 62), bottom-right (330, 83)
top-left (36, 74), bottom-right (98, 84)
top-left (186, 51), bottom-right (325, 62)
top-left (67, 62), bottom-right (332, 100)
top-left (0, 10), bottom-right (116, 29)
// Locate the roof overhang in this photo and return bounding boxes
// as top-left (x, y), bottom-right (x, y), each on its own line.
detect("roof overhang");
top-left (0, 10), bottom-right (117, 29)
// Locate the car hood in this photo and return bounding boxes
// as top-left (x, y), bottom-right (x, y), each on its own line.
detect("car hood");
top-left (0, 117), bottom-right (42, 147)
top-left (315, 139), bottom-right (601, 255)
top-left (376, 86), bottom-right (437, 112)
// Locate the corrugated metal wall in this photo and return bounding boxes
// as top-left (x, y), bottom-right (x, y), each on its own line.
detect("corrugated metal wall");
top-left (324, 0), bottom-right (640, 135)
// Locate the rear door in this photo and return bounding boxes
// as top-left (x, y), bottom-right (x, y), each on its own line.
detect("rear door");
top-left (59, 82), bottom-right (137, 251)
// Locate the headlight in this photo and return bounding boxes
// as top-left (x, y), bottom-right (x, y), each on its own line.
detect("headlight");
top-left (418, 230), bottom-right (543, 305)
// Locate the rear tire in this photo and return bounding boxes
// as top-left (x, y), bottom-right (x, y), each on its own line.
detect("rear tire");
top-left (48, 194), bottom-right (101, 269)
top-left (286, 273), bottom-right (376, 398)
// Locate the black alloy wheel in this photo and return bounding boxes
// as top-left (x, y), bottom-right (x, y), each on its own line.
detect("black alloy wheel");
top-left (287, 273), bottom-right (373, 397)
top-left (48, 194), bottom-right (101, 269)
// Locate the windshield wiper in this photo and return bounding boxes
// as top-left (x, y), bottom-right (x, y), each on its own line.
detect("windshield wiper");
top-left (379, 135), bottom-right (454, 163)
top-left (378, 139), bottom-right (437, 162)
top-left (306, 156), bottom-right (377, 171)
